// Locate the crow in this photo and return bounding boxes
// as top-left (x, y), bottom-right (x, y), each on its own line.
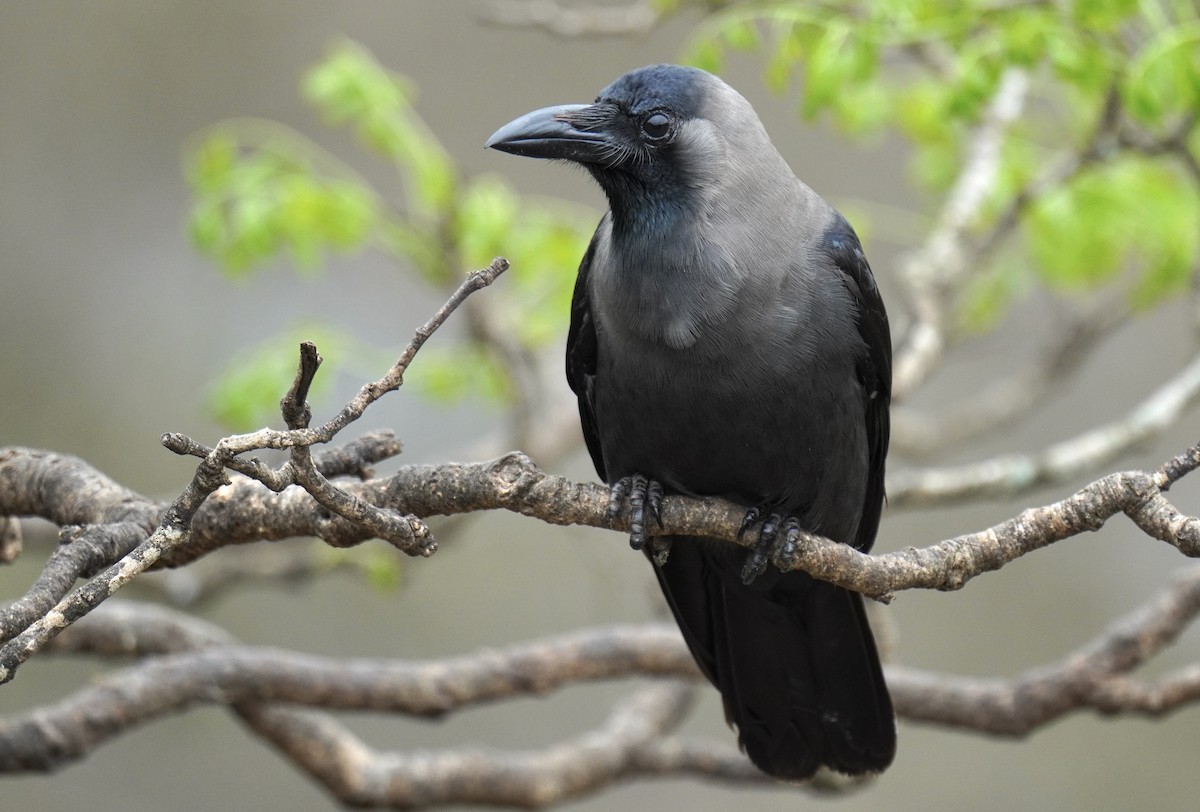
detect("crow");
top-left (487, 64), bottom-right (895, 779)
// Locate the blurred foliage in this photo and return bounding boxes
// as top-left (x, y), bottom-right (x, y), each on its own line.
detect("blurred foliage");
top-left (205, 324), bottom-right (382, 430)
top-left (317, 545), bottom-right (404, 593)
top-left (684, 0), bottom-right (1200, 331)
top-left (187, 8), bottom-right (1200, 427)
top-left (185, 40), bottom-right (594, 431)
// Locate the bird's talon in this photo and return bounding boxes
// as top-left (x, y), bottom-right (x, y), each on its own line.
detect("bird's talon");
top-left (738, 507), bottom-right (761, 539)
top-left (778, 519), bottom-right (802, 562)
top-left (648, 479), bottom-right (665, 527)
top-left (742, 511), bottom-right (784, 584)
top-left (607, 479), bottom-right (629, 519)
top-left (611, 473), bottom-right (663, 550)
top-left (741, 550), bottom-right (768, 585)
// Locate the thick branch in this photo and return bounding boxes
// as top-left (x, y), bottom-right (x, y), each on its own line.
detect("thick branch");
top-left (4, 443), bottom-right (1199, 613)
top-left (890, 566), bottom-right (1200, 734)
top-left (6, 568), bottom-right (1200, 793)
top-left (235, 683), bottom-right (715, 808)
top-left (0, 433), bottom-right (402, 645)
top-left (0, 621), bottom-right (698, 773)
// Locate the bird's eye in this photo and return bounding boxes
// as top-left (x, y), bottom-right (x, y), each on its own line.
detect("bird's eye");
top-left (641, 112), bottom-right (671, 141)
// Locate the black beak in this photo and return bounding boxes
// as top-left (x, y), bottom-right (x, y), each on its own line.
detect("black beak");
top-left (486, 103), bottom-right (612, 163)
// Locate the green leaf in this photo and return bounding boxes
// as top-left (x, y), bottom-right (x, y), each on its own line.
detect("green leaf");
top-left (360, 547), bottom-right (404, 592)
top-left (187, 134), bottom-right (238, 193)
top-left (722, 19), bottom-right (760, 51)
top-left (405, 343), bottom-right (513, 405)
top-left (1128, 165), bottom-right (1200, 308)
top-left (1122, 24), bottom-right (1200, 124)
top-left (1026, 158), bottom-right (1200, 304)
top-left (1071, 0), bottom-right (1141, 32)
top-left (302, 40), bottom-right (411, 127)
top-left (802, 23), bottom-right (851, 118)
top-left (207, 327), bottom-right (361, 431)
top-left (764, 20), bottom-right (806, 95)
top-left (946, 42), bottom-right (1002, 120)
top-left (831, 80), bottom-right (892, 136)
top-left (956, 259), bottom-right (1029, 333)
top-left (909, 138), bottom-right (963, 191)
top-left (184, 129), bottom-right (381, 277)
top-left (302, 40), bottom-right (457, 218)
top-left (896, 81), bottom-right (954, 144)
top-left (455, 175), bottom-right (520, 270)
top-left (1026, 168), bottom-right (1125, 289)
top-left (686, 36), bottom-right (725, 74)
top-left (315, 546), bottom-right (404, 593)
top-left (997, 7), bottom-right (1056, 67)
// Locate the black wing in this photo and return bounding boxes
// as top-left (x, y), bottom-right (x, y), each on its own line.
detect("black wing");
top-left (566, 219), bottom-right (608, 482)
top-left (824, 215), bottom-right (891, 554)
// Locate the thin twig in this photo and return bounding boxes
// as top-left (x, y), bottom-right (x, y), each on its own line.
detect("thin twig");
top-left (479, 0), bottom-right (662, 37)
top-left (0, 260), bottom-right (509, 684)
top-left (893, 68), bottom-right (1030, 399)
top-left (892, 304), bottom-right (1128, 456)
top-left (890, 354), bottom-right (1200, 507)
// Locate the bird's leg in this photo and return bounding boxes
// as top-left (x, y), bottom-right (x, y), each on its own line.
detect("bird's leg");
top-left (740, 509), bottom-right (800, 584)
top-left (607, 473), bottom-right (664, 550)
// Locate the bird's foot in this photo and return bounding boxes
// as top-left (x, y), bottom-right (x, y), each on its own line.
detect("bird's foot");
top-left (739, 510), bottom-right (803, 585)
top-left (607, 473), bottom-right (664, 551)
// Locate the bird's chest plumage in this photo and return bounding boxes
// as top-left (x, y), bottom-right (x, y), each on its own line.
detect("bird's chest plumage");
top-left (587, 254), bottom-right (868, 534)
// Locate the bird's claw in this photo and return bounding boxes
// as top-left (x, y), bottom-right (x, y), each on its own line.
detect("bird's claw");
top-left (609, 474), bottom-right (664, 550)
top-left (740, 511), bottom-right (803, 585)
top-left (738, 507), bottom-right (761, 539)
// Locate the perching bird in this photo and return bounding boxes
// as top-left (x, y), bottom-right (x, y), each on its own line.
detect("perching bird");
top-left (487, 64), bottom-right (895, 780)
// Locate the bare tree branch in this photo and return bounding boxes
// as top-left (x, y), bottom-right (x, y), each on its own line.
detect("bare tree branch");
top-left (479, 0), bottom-right (663, 38)
top-left (0, 516), bottom-right (21, 564)
top-left (5, 565), bottom-right (1200, 807)
top-left (892, 68), bottom-right (1030, 399)
top-left (0, 432), bottom-right (401, 642)
top-left (235, 684), bottom-right (722, 808)
top-left (891, 303), bottom-right (1129, 456)
top-left (3, 438), bottom-right (1198, 643)
top-left (889, 353), bottom-right (1200, 507)
top-left (0, 622), bottom-right (698, 774)
top-left (0, 259), bottom-right (509, 683)
top-left (889, 565), bottom-right (1200, 734)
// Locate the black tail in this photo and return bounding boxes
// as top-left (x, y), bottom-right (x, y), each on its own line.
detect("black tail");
top-left (649, 537), bottom-right (895, 780)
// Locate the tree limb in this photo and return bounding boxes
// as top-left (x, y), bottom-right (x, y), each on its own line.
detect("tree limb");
top-left (889, 353), bottom-right (1200, 507)
top-left (478, 0), bottom-right (662, 38)
top-left (0, 259), bottom-right (509, 683)
top-left (891, 303), bottom-right (1129, 456)
top-left (5, 569), bottom-right (1200, 806)
top-left (3, 438), bottom-right (1198, 639)
top-left (892, 68), bottom-right (1030, 398)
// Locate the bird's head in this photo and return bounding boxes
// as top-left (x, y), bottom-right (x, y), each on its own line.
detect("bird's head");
top-left (487, 64), bottom-right (779, 228)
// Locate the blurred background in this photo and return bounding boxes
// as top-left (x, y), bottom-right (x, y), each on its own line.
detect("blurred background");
top-left (2, 2), bottom-right (1198, 810)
